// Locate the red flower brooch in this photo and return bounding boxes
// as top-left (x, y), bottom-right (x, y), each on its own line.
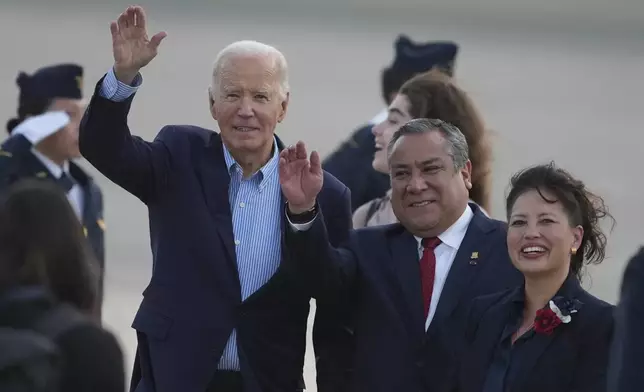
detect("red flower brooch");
top-left (534, 296), bottom-right (583, 335)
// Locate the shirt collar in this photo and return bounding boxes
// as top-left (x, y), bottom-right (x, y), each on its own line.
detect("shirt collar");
top-left (31, 148), bottom-right (69, 179)
top-left (414, 204), bottom-right (474, 249)
top-left (222, 137), bottom-right (280, 183)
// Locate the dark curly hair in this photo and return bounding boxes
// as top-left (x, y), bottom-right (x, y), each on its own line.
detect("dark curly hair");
top-left (399, 69), bottom-right (492, 213)
top-left (506, 162), bottom-right (614, 280)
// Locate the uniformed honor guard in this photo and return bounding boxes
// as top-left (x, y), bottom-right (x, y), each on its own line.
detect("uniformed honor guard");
top-left (1, 64), bottom-right (106, 322)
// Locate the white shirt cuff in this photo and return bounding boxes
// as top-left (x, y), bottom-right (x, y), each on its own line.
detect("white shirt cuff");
top-left (286, 211), bottom-right (317, 231)
top-left (12, 111), bottom-right (70, 144)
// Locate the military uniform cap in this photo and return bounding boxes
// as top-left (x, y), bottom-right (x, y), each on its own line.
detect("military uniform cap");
top-left (389, 35), bottom-right (458, 75)
top-left (381, 35), bottom-right (458, 103)
top-left (16, 63), bottom-right (84, 101)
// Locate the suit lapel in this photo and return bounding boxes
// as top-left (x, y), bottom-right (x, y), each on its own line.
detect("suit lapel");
top-left (510, 276), bottom-right (584, 391)
top-left (432, 205), bottom-right (497, 326)
top-left (470, 296), bottom-right (519, 387)
top-left (508, 327), bottom-right (564, 392)
top-left (197, 134), bottom-right (239, 280)
top-left (386, 226), bottom-right (426, 338)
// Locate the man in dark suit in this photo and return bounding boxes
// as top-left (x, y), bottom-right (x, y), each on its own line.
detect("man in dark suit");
top-left (316, 37), bottom-right (459, 391)
top-left (279, 118), bottom-right (522, 391)
top-left (322, 35), bottom-right (458, 213)
top-left (0, 64), bottom-right (106, 321)
top-left (79, 6), bottom-right (351, 392)
top-left (608, 246), bottom-right (644, 392)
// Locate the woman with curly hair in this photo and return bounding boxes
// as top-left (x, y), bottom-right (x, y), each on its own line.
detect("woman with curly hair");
top-left (353, 69), bottom-right (493, 228)
top-left (455, 163), bottom-right (614, 392)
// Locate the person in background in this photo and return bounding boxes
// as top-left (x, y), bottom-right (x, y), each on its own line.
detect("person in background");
top-left (0, 64), bottom-right (106, 322)
top-left (607, 246), bottom-right (644, 392)
top-left (353, 69), bottom-right (493, 229)
top-left (79, 6), bottom-right (351, 392)
top-left (280, 119), bottom-right (522, 392)
top-left (456, 163), bottom-right (614, 392)
top-left (0, 178), bottom-right (124, 392)
top-left (322, 35), bottom-right (458, 212)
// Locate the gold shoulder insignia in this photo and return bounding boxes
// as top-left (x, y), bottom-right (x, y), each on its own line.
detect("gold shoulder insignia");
top-left (83, 226), bottom-right (88, 237)
top-left (0, 150), bottom-right (12, 158)
top-left (97, 219), bottom-right (106, 231)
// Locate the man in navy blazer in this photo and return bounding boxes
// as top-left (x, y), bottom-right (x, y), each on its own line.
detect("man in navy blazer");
top-left (78, 7), bottom-right (351, 392)
top-left (279, 118), bottom-right (522, 391)
top-left (608, 246), bottom-right (644, 392)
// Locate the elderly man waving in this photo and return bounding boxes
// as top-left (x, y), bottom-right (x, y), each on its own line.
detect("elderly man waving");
top-left (79, 6), bottom-right (351, 392)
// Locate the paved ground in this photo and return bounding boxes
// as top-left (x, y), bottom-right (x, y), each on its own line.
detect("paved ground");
top-left (1, 1), bottom-right (643, 389)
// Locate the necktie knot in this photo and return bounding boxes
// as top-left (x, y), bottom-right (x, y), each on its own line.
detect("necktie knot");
top-left (57, 172), bottom-right (75, 193)
top-left (422, 237), bottom-right (441, 250)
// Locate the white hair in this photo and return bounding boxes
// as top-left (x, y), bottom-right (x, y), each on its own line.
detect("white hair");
top-left (210, 40), bottom-right (289, 99)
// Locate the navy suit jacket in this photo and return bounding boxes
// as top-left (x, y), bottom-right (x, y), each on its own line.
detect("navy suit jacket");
top-left (284, 203), bottom-right (522, 391)
top-left (318, 123), bottom-right (389, 392)
top-left (457, 275), bottom-right (614, 392)
top-left (79, 77), bottom-right (352, 392)
top-left (608, 246), bottom-right (644, 392)
top-left (0, 134), bottom-right (105, 319)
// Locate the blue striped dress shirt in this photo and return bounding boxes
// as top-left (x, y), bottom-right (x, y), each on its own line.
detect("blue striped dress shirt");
top-left (98, 68), bottom-right (284, 371)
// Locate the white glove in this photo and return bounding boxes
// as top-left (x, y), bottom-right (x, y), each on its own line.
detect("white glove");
top-left (12, 111), bottom-right (71, 145)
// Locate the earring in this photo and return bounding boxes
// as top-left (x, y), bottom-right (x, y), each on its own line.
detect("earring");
top-left (571, 247), bottom-right (577, 255)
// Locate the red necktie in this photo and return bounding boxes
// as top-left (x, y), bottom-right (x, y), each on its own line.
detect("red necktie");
top-left (420, 237), bottom-right (441, 320)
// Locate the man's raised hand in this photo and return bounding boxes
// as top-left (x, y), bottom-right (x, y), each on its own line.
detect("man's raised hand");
top-left (110, 6), bottom-right (167, 84)
top-left (279, 141), bottom-right (324, 214)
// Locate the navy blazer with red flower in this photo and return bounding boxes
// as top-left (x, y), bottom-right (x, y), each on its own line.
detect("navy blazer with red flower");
top-left (455, 274), bottom-right (614, 392)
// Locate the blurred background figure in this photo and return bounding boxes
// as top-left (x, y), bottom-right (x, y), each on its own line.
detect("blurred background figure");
top-left (352, 69), bottom-right (492, 228)
top-left (322, 35), bottom-right (458, 211)
top-left (608, 246), bottom-right (644, 392)
top-left (0, 178), bottom-right (124, 392)
top-left (1, 64), bottom-right (106, 321)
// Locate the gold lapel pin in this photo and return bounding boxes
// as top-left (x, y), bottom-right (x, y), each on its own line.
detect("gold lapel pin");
top-left (0, 150), bottom-right (12, 157)
top-left (469, 252), bottom-right (479, 265)
top-left (35, 171), bottom-right (48, 178)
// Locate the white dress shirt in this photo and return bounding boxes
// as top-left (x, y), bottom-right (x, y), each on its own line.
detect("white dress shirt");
top-left (289, 204), bottom-right (474, 331)
top-left (30, 149), bottom-right (84, 219)
top-left (414, 205), bottom-right (473, 330)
